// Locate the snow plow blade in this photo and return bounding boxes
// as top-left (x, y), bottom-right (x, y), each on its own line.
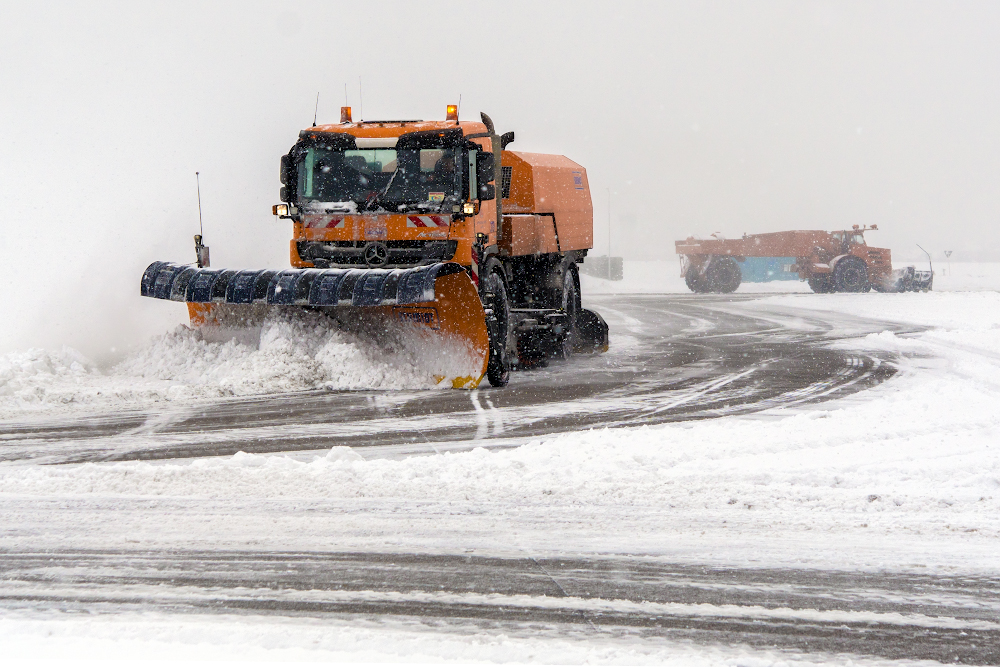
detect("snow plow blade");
top-left (878, 266), bottom-right (934, 293)
top-left (140, 261), bottom-right (489, 389)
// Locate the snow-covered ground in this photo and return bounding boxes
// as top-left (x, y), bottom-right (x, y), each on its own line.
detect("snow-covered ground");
top-left (0, 309), bottom-right (467, 419)
top-left (2, 263), bottom-right (999, 664)
top-left (3, 293), bottom-right (999, 571)
top-left (1, 611), bottom-right (961, 666)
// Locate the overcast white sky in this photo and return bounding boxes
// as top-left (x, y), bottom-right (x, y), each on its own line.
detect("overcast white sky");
top-left (2, 1), bottom-right (998, 358)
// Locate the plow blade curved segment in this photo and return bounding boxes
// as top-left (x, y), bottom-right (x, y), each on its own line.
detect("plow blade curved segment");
top-left (140, 261), bottom-right (489, 389)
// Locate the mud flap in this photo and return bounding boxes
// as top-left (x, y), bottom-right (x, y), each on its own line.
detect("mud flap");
top-left (509, 306), bottom-right (609, 366)
top-left (141, 261), bottom-right (489, 389)
top-left (574, 308), bottom-right (609, 353)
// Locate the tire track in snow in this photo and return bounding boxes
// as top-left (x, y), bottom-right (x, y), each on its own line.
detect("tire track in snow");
top-left (1, 548), bottom-right (997, 664)
top-left (0, 294), bottom-right (910, 464)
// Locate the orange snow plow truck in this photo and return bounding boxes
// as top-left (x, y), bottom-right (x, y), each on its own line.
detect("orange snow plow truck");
top-left (141, 107), bottom-right (609, 388)
top-left (676, 225), bottom-right (933, 294)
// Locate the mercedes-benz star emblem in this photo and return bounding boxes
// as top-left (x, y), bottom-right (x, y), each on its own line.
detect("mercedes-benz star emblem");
top-left (364, 242), bottom-right (389, 266)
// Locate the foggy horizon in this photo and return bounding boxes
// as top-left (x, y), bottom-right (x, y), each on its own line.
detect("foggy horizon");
top-left (2, 0), bottom-right (998, 358)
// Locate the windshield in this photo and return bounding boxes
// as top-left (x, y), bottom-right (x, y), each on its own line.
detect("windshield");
top-left (297, 146), bottom-right (463, 212)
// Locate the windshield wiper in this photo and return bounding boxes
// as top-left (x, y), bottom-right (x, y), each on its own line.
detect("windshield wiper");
top-left (363, 169), bottom-right (402, 212)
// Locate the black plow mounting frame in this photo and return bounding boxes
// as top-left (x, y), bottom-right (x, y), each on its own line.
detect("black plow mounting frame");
top-left (140, 261), bottom-right (466, 307)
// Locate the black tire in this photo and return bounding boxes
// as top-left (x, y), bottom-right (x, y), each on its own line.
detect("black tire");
top-left (559, 266), bottom-right (581, 358)
top-left (482, 266), bottom-right (510, 387)
top-left (705, 257), bottom-right (742, 293)
top-left (832, 256), bottom-right (869, 293)
top-left (808, 275), bottom-right (833, 293)
top-left (685, 266), bottom-right (705, 293)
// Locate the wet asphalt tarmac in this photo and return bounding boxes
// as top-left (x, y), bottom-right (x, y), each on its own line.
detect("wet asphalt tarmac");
top-left (0, 293), bottom-right (910, 465)
top-left (2, 549), bottom-right (997, 664)
top-left (7, 293), bottom-right (989, 664)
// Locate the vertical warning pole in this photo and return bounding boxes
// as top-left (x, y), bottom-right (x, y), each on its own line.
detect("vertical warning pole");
top-left (471, 234), bottom-right (484, 288)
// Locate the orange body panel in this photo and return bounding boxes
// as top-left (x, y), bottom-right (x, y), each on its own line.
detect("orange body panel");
top-left (501, 214), bottom-right (559, 256)
top-left (501, 152), bottom-right (593, 253)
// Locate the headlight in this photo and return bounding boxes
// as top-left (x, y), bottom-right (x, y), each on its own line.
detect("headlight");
top-left (462, 202), bottom-right (475, 215)
top-left (272, 204), bottom-right (289, 217)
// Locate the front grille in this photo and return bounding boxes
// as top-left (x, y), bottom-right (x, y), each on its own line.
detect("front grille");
top-left (312, 240), bottom-right (443, 250)
top-left (298, 240), bottom-right (458, 268)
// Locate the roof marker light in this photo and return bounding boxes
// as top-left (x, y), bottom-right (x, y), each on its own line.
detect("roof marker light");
top-left (446, 104), bottom-right (458, 121)
top-left (341, 106), bottom-right (352, 123)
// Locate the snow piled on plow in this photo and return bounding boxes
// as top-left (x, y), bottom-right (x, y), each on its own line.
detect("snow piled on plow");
top-left (0, 309), bottom-right (478, 416)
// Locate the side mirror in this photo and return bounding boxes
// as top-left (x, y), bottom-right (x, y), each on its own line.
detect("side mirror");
top-left (478, 183), bottom-right (496, 201)
top-left (279, 185), bottom-right (294, 202)
top-left (280, 154), bottom-right (294, 185)
top-left (476, 152), bottom-right (495, 184)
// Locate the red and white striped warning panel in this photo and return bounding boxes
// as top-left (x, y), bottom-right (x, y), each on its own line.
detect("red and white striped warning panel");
top-left (406, 215), bottom-right (450, 228)
top-left (302, 215), bottom-right (346, 229)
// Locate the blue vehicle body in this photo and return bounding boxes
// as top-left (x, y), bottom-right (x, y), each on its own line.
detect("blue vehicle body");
top-left (737, 257), bottom-right (799, 282)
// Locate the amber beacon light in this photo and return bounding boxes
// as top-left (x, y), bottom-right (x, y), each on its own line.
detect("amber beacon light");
top-left (340, 106), bottom-right (352, 123)
top-left (446, 104), bottom-right (459, 121)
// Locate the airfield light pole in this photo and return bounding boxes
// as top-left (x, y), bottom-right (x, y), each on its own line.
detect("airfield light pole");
top-left (607, 188), bottom-right (612, 279)
top-left (944, 250), bottom-right (952, 277)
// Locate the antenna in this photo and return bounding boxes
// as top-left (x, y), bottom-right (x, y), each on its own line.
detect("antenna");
top-left (196, 171), bottom-right (204, 238)
top-left (313, 92), bottom-right (319, 126)
top-left (194, 172), bottom-right (210, 268)
top-left (607, 188), bottom-right (612, 279)
top-left (344, 82), bottom-right (348, 106)
top-left (458, 93), bottom-right (462, 120)
top-left (358, 76), bottom-right (363, 121)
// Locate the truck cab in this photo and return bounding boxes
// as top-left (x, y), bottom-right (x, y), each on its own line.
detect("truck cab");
top-left (273, 106), bottom-right (606, 369)
top-left (276, 119), bottom-right (502, 271)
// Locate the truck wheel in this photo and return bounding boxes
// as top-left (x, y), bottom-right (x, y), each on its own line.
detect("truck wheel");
top-left (483, 266), bottom-right (510, 387)
top-left (832, 256), bottom-right (869, 293)
top-left (706, 257), bottom-right (741, 293)
top-left (559, 266), bottom-right (580, 358)
top-left (808, 275), bottom-right (833, 293)
top-left (685, 266), bottom-right (705, 293)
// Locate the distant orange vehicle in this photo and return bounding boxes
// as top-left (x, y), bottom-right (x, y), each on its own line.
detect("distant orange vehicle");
top-left (676, 226), bottom-right (933, 293)
top-left (142, 107), bottom-right (608, 388)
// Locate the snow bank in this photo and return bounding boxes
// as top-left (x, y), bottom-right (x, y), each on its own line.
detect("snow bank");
top-left (0, 347), bottom-right (96, 404)
top-left (0, 308), bottom-right (476, 417)
top-left (764, 290), bottom-right (1000, 331)
top-left (0, 613), bottom-right (890, 666)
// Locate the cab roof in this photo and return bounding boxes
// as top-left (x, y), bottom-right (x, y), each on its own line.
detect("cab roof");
top-left (302, 120), bottom-right (489, 140)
